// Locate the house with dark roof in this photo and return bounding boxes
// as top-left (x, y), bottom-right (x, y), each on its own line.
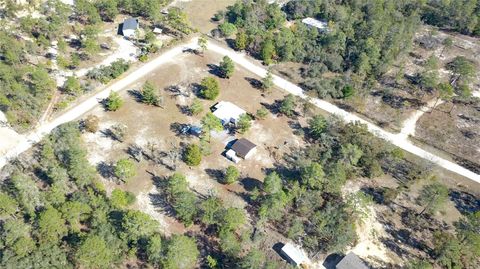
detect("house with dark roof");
top-left (336, 252), bottom-right (369, 269)
top-left (121, 18), bottom-right (139, 38)
top-left (226, 138), bottom-right (257, 163)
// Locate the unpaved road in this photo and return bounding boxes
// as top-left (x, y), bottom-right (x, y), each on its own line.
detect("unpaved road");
top-left (1, 37), bottom-right (479, 184)
top-left (204, 40), bottom-right (480, 183)
top-left (0, 38), bottom-right (197, 169)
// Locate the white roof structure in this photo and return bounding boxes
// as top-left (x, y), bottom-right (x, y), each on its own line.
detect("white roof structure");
top-left (212, 101), bottom-right (246, 125)
top-left (302, 17), bottom-right (329, 31)
top-left (280, 243), bottom-right (308, 267)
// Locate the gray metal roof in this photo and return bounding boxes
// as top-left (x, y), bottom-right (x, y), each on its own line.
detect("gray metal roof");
top-left (336, 252), bottom-right (369, 269)
top-left (122, 18), bottom-right (138, 31)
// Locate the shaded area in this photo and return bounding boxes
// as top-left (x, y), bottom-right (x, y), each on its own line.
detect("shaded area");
top-left (449, 190), bottom-right (480, 215)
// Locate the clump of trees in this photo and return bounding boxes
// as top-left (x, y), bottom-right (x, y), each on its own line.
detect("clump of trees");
top-left (219, 0), bottom-right (420, 97)
top-left (0, 121), bottom-right (200, 268)
top-left (87, 59), bottom-right (130, 84)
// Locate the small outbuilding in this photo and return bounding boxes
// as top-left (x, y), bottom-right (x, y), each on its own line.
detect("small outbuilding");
top-left (336, 252), bottom-right (369, 269)
top-left (121, 18), bottom-right (139, 38)
top-left (230, 138), bottom-right (257, 159)
top-left (212, 101), bottom-right (246, 125)
top-left (301, 17), bottom-right (329, 32)
top-left (280, 243), bottom-right (308, 267)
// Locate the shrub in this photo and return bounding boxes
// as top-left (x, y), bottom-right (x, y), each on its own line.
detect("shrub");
top-left (224, 166), bottom-right (239, 184)
top-left (219, 22), bottom-right (237, 37)
top-left (184, 144), bottom-right (202, 166)
top-left (200, 77), bottom-right (220, 100)
top-left (255, 108), bottom-right (269, 120)
top-left (110, 189), bottom-right (136, 208)
top-left (219, 56), bottom-right (235, 78)
top-left (106, 91), bottom-right (123, 111)
top-left (114, 158), bottom-right (136, 182)
top-left (83, 115), bottom-right (99, 133)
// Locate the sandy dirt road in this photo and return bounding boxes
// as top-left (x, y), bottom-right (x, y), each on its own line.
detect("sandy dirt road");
top-left (0, 38), bottom-right (197, 169)
top-left (1, 36), bottom-right (479, 184)
top-left (204, 40), bottom-right (480, 183)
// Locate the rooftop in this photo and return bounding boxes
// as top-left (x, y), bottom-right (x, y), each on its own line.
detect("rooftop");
top-left (212, 101), bottom-right (246, 124)
top-left (336, 252), bottom-right (369, 269)
top-left (301, 17), bottom-right (328, 30)
top-left (122, 18), bottom-right (138, 31)
top-left (230, 138), bottom-right (256, 159)
top-left (280, 243), bottom-right (308, 266)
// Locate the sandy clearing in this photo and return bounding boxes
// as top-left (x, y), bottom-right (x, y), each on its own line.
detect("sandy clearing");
top-left (204, 40), bottom-right (480, 184)
top-left (399, 98), bottom-right (444, 138)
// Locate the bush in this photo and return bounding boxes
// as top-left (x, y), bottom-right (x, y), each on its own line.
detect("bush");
top-left (200, 77), bottom-right (220, 100)
top-left (105, 91), bottom-right (123, 111)
top-left (83, 115), bottom-right (99, 133)
top-left (255, 108), bottom-right (269, 120)
top-left (114, 158), bottom-right (136, 182)
top-left (184, 144), bottom-right (202, 166)
top-left (219, 56), bottom-right (235, 78)
top-left (189, 98), bottom-right (203, 115)
top-left (141, 81), bottom-right (160, 106)
top-left (87, 59), bottom-right (130, 83)
top-left (63, 76), bottom-right (82, 95)
top-left (219, 22), bottom-right (237, 37)
top-left (279, 94), bottom-right (296, 117)
top-left (224, 166), bottom-right (239, 184)
top-left (237, 114), bottom-right (252, 134)
top-left (110, 189), bottom-right (136, 208)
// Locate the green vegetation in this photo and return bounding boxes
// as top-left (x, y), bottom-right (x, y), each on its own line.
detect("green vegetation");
top-left (219, 56), bottom-right (235, 78)
top-left (105, 91), bottom-right (124, 111)
top-left (0, 121), bottom-right (199, 267)
top-left (87, 59), bottom-right (130, 84)
top-left (141, 81), bottom-right (162, 106)
top-left (189, 98), bottom-right (204, 115)
top-left (184, 143), bottom-right (202, 166)
top-left (224, 165), bottom-right (240, 184)
top-left (200, 77), bottom-right (220, 100)
top-left (110, 189), bottom-right (136, 208)
top-left (114, 158), bottom-right (136, 182)
top-left (236, 114), bottom-right (252, 134)
top-left (279, 94), bottom-right (297, 117)
top-left (63, 76), bottom-right (82, 95)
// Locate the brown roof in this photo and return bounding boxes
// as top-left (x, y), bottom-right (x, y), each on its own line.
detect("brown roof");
top-left (231, 138), bottom-right (256, 158)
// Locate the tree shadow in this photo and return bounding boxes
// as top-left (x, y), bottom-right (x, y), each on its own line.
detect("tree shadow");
top-left (245, 77), bottom-right (262, 89)
top-left (225, 38), bottom-right (236, 50)
top-left (322, 253), bottom-right (344, 269)
top-left (206, 63), bottom-right (223, 78)
top-left (239, 177), bottom-right (262, 192)
top-left (204, 168), bottom-right (224, 183)
top-left (127, 89), bottom-right (143, 103)
top-left (260, 101), bottom-right (280, 115)
top-left (176, 104), bottom-right (192, 116)
top-left (449, 190), bottom-right (480, 215)
top-left (170, 122), bottom-right (191, 137)
top-left (96, 161), bottom-right (116, 180)
top-left (125, 144), bottom-right (143, 162)
top-left (361, 186), bottom-right (385, 204)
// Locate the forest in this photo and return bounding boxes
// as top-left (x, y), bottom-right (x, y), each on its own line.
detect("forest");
top-left (216, 0), bottom-right (480, 102)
